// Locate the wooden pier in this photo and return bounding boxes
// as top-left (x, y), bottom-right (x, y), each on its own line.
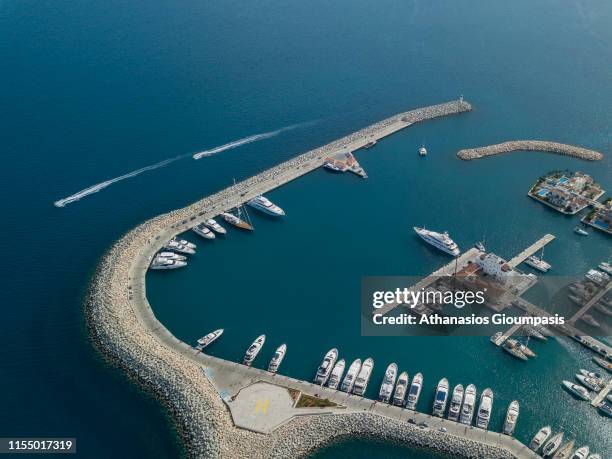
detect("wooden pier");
top-left (568, 279), bottom-right (612, 324)
top-left (507, 233), bottom-right (555, 268)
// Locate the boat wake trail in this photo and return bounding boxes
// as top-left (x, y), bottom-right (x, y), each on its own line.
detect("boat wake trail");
top-left (53, 155), bottom-right (185, 208)
top-left (192, 123), bottom-right (307, 160)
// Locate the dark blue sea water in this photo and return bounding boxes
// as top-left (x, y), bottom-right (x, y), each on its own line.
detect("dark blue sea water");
top-left (1, 0), bottom-right (611, 457)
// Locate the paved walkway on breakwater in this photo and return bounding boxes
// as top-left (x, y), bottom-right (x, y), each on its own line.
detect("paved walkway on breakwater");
top-left (457, 141), bottom-right (604, 161)
top-left (507, 234), bottom-right (555, 268)
top-left (568, 280), bottom-right (612, 324)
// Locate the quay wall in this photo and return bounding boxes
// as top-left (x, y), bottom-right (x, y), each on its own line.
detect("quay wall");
top-left (457, 140), bottom-right (604, 161)
top-left (84, 99), bottom-right (532, 458)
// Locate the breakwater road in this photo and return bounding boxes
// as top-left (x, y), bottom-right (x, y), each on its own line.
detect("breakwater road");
top-left (85, 100), bottom-right (549, 459)
top-left (457, 141), bottom-right (604, 161)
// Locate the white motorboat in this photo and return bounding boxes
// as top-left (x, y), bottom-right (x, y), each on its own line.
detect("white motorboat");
top-left (327, 359), bottom-right (346, 390)
top-left (340, 359), bottom-right (362, 393)
top-left (432, 378), bottom-right (449, 417)
top-left (542, 432), bottom-right (564, 457)
top-left (150, 255), bottom-right (187, 270)
top-left (205, 218), bottom-right (227, 234)
top-left (529, 425), bottom-right (552, 452)
top-left (392, 371), bottom-right (409, 407)
top-left (598, 261), bottom-right (612, 275)
top-left (476, 388), bottom-right (493, 429)
top-left (378, 363), bottom-right (398, 403)
top-left (574, 227), bottom-right (589, 236)
top-left (195, 329), bottom-right (224, 351)
top-left (158, 251), bottom-right (186, 261)
top-left (405, 373), bottom-right (423, 410)
top-left (418, 144), bottom-right (427, 156)
top-left (164, 238), bottom-right (196, 255)
top-left (447, 384), bottom-right (464, 422)
top-left (243, 335), bottom-right (266, 366)
top-left (267, 344), bottom-right (287, 373)
top-left (247, 195), bottom-right (285, 216)
top-left (502, 400), bottom-right (519, 436)
top-left (352, 357), bottom-right (374, 396)
top-left (575, 374), bottom-right (603, 391)
top-left (414, 227), bottom-right (460, 256)
top-left (314, 348), bottom-right (339, 385)
top-left (562, 380), bottom-right (590, 401)
top-left (192, 222), bottom-right (216, 239)
top-left (571, 446), bottom-right (590, 459)
top-left (459, 384), bottom-right (477, 425)
top-left (525, 255), bottom-right (551, 272)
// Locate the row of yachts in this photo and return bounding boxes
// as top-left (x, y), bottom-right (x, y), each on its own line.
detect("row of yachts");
top-left (529, 426), bottom-right (600, 458)
top-left (149, 194), bottom-right (285, 270)
top-left (561, 368), bottom-right (612, 417)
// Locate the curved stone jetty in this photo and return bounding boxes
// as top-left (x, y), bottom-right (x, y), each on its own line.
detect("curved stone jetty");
top-left (457, 141), bottom-right (603, 161)
top-left (86, 99), bottom-right (533, 458)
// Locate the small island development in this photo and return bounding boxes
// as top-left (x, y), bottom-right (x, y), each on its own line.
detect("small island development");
top-left (86, 98), bottom-right (611, 459)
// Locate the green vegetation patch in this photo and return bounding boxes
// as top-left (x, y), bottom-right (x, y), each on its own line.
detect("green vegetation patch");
top-left (295, 394), bottom-right (339, 408)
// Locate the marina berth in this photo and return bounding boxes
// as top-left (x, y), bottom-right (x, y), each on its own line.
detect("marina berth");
top-left (529, 426), bottom-right (552, 452)
top-left (314, 348), bottom-right (339, 385)
top-left (562, 381), bottom-right (590, 401)
top-left (447, 384), bottom-right (464, 422)
top-left (195, 328), bottom-right (223, 351)
top-left (392, 371), bottom-right (409, 407)
top-left (352, 357), bottom-right (374, 396)
top-left (163, 238), bottom-right (196, 255)
top-left (502, 400), bottom-right (519, 436)
top-left (476, 388), bottom-right (493, 430)
top-left (339, 358), bottom-right (362, 393)
top-left (432, 378), bottom-right (449, 417)
top-left (459, 384), bottom-right (477, 425)
top-left (247, 195), bottom-right (285, 217)
top-left (326, 359), bottom-right (346, 390)
top-left (204, 218), bottom-right (226, 234)
top-left (221, 211), bottom-right (254, 231)
top-left (414, 227), bottom-right (460, 256)
top-left (575, 227), bottom-right (589, 236)
top-left (405, 372), bottom-right (423, 410)
top-left (542, 432), bottom-right (564, 457)
top-left (149, 255), bottom-right (187, 270)
top-left (242, 334), bottom-right (265, 366)
top-left (378, 363), bottom-right (398, 403)
top-left (267, 344), bottom-right (287, 373)
top-left (192, 222), bottom-right (215, 239)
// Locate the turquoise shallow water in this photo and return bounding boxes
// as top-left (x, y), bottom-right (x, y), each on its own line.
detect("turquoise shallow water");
top-left (1, 0), bottom-right (611, 456)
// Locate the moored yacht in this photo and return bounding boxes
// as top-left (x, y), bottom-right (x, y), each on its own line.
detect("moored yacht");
top-left (405, 373), bottom-right (423, 410)
top-left (542, 432), bottom-right (564, 457)
top-left (327, 359), bottom-right (346, 390)
top-left (205, 218), bottom-right (227, 234)
top-left (447, 384), bottom-right (464, 421)
top-left (150, 255), bottom-right (187, 270)
top-left (459, 384), bottom-right (477, 425)
top-left (502, 400), bottom-right (520, 436)
top-left (364, 140), bottom-right (377, 149)
top-left (221, 212), bottom-right (254, 231)
top-left (562, 380), bottom-right (590, 401)
top-left (392, 371), bottom-right (409, 407)
top-left (352, 357), bottom-right (374, 396)
top-left (267, 344), bottom-right (287, 373)
top-left (502, 339), bottom-right (529, 361)
top-left (598, 261), bottom-right (612, 275)
top-left (578, 369), bottom-right (604, 384)
top-left (192, 223), bottom-right (216, 239)
top-left (529, 425), bottom-right (552, 452)
top-left (571, 446), bottom-right (590, 459)
top-left (418, 144), bottom-right (427, 156)
top-left (593, 357), bottom-right (612, 372)
top-left (597, 400), bottom-right (612, 417)
top-left (574, 227), bottom-right (589, 236)
top-left (247, 195), bottom-right (285, 217)
top-left (414, 227), bottom-right (460, 256)
top-left (432, 378), bottom-right (449, 417)
top-left (323, 161), bottom-right (343, 172)
top-left (553, 440), bottom-right (575, 459)
top-left (158, 251), bottom-right (187, 261)
top-left (525, 255), bottom-right (551, 272)
top-left (585, 269), bottom-right (609, 286)
top-left (340, 359), bottom-right (362, 393)
top-left (164, 238), bottom-right (196, 255)
top-left (195, 329), bottom-right (224, 351)
top-left (378, 363), bottom-right (398, 403)
top-left (314, 348), bottom-right (339, 385)
top-left (476, 388), bottom-right (493, 429)
top-left (243, 334), bottom-right (266, 366)
top-left (575, 375), bottom-right (603, 391)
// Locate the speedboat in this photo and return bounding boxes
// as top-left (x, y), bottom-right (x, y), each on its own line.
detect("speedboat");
top-left (150, 256), bottom-right (187, 270)
top-left (476, 388), bottom-right (493, 429)
top-left (243, 334), bottom-right (265, 366)
top-left (314, 348), bottom-right (339, 385)
top-left (574, 227), bottom-right (589, 236)
top-left (192, 223), bottom-right (216, 239)
top-left (593, 357), bottom-right (612, 372)
top-left (158, 251), bottom-right (187, 261)
top-left (542, 432), bottom-right (564, 457)
top-left (562, 380), bottom-right (590, 401)
top-left (529, 425), bottom-right (552, 452)
top-left (597, 401), bottom-right (612, 417)
top-left (340, 359), bottom-right (362, 393)
top-left (447, 384), bottom-right (464, 421)
top-left (267, 344), bottom-right (287, 373)
top-left (414, 227), bottom-right (460, 256)
top-left (205, 218), bottom-right (227, 234)
top-left (378, 363), bottom-right (398, 403)
top-left (418, 145), bottom-right (427, 156)
top-left (579, 314), bottom-right (601, 328)
top-left (164, 238), bottom-right (196, 255)
top-left (327, 359), bottom-right (346, 390)
top-left (575, 374), bottom-right (603, 391)
top-left (598, 261), bottom-right (612, 275)
top-left (432, 378), bottom-right (449, 417)
top-left (352, 357), bottom-right (374, 396)
top-left (247, 195), bottom-right (285, 217)
top-left (221, 212), bottom-right (253, 230)
top-left (502, 400), bottom-right (520, 436)
top-left (525, 255), bottom-right (551, 272)
top-left (195, 329), bottom-right (223, 351)
top-left (405, 373), bottom-right (423, 410)
top-left (392, 371), bottom-right (409, 407)
top-left (571, 446), bottom-right (590, 459)
top-left (553, 440), bottom-right (575, 459)
top-left (475, 241), bottom-right (486, 252)
top-left (502, 339), bottom-right (529, 361)
top-left (459, 384), bottom-right (477, 425)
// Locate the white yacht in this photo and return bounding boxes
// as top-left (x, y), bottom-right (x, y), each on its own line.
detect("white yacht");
top-left (554, 441), bottom-right (575, 459)
top-left (542, 432), bottom-right (564, 457)
top-left (352, 357), bottom-right (374, 396)
top-left (529, 426), bottom-right (552, 452)
top-left (195, 329), bottom-right (223, 351)
top-left (598, 261), bottom-right (612, 276)
top-left (340, 359), bottom-right (362, 393)
top-left (205, 218), bottom-right (227, 235)
top-left (525, 255), bottom-right (551, 272)
top-left (447, 384), bottom-right (464, 421)
top-left (158, 251), bottom-right (186, 261)
top-left (327, 359), bottom-right (346, 390)
top-left (575, 375), bottom-right (603, 391)
top-left (221, 211), bottom-right (253, 230)
top-left (593, 356), bottom-right (612, 372)
top-left (585, 269), bottom-right (609, 286)
top-left (432, 378), bottom-right (449, 417)
top-left (586, 454), bottom-right (601, 459)
top-left (476, 388), bottom-right (493, 429)
top-left (243, 334), bottom-right (265, 366)
top-left (164, 239), bottom-right (196, 255)
top-left (574, 227), bottom-right (589, 236)
top-left (192, 223), bottom-right (216, 239)
top-left (405, 373), bottom-right (423, 410)
top-left (502, 400), bottom-right (519, 436)
top-left (578, 369), bottom-right (604, 385)
top-left (150, 255), bottom-right (187, 270)
top-left (247, 195), bottom-right (285, 216)
top-left (324, 162), bottom-right (343, 172)
top-left (392, 372), bottom-right (409, 407)
top-left (414, 227), bottom-right (460, 256)
top-left (267, 344), bottom-right (287, 373)
top-left (314, 348), bottom-right (339, 385)
top-left (598, 401), bottom-right (612, 417)
top-left (378, 363), bottom-right (398, 403)
top-left (571, 446), bottom-right (590, 459)
top-left (459, 384), bottom-right (477, 425)
top-left (419, 145), bottom-right (427, 156)
top-left (562, 380), bottom-right (590, 401)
